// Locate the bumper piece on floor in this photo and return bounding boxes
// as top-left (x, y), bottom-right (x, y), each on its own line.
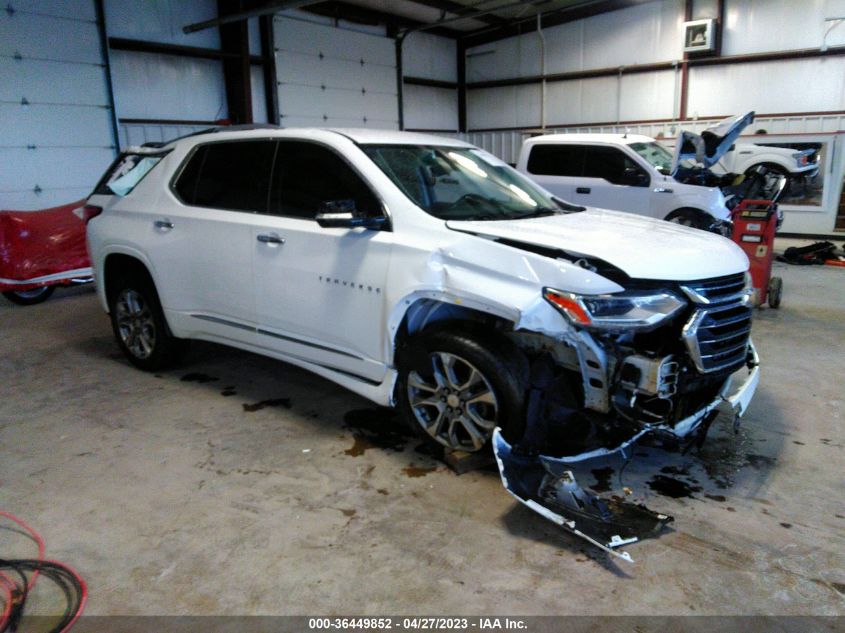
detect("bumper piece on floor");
top-left (493, 429), bottom-right (673, 563)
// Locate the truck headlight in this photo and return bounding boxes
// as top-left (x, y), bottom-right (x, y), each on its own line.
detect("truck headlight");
top-left (543, 288), bottom-right (686, 330)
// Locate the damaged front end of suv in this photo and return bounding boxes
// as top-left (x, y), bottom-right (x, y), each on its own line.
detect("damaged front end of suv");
top-left (492, 263), bottom-right (759, 560)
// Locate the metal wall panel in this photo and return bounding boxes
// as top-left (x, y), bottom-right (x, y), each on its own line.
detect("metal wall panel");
top-left (466, 0), bottom-right (683, 82)
top-left (404, 85), bottom-right (458, 131)
top-left (722, 0), bottom-right (845, 56)
top-left (104, 0), bottom-right (221, 49)
top-left (109, 51), bottom-right (227, 122)
top-left (403, 32), bottom-right (457, 82)
top-left (17, 0), bottom-right (96, 20)
top-left (688, 58), bottom-right (845, 118)
top-left (274, 15), bottom-right (398, 129)
top-left (0, 2), bottom-right (116, 210)
top-left (467, 84), bottom-right (541, 130)
top-left (251, 65), bottom-right (268, 124)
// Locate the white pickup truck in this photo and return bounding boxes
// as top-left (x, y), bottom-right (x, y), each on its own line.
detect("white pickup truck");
top-left (84, 126), bottom-right (759, 559)
top-left (516, 112), bottom-right (806, 231)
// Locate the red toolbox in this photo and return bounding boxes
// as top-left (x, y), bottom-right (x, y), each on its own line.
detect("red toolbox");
top-left (731, 199), bottom-right (782, 308)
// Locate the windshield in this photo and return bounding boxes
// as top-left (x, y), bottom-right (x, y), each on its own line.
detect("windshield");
top-left (362, 145), bottom-right (581, 221)
top-left (629, 141), bottom-right (674, 175)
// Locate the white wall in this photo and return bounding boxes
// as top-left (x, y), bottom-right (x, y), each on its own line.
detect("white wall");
top-left (465, 0), bottom-right (685, 130)
top-left (0, 0), bottom-right (116, 210)
top-left (105, 0), bottom-right (221, 48)
top-left (402, 31), bottom-right (458, 131)
top-left (104, 0), bottom-right (228, 146)
top-left (465, 0), bottom-right (845, 131)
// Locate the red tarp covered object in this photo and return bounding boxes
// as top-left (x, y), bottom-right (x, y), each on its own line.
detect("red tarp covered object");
top-left (0, 200), bottom-right (91, 292)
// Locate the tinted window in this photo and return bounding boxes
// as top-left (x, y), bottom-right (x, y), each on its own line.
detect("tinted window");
top-left (173, 146), bottom-right (206, 204)
top-left (189, 140), bottom-right (275, 212)
top-left (583, 145), bottom-right (648, 186)
top-left (526, 144), bottom-right (585, 176)
top-left (270, 141), bottom-right (381, 219)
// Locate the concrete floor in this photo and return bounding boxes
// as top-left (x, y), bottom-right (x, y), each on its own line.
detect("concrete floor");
top-left (1, 259), bottom-right (844, 616)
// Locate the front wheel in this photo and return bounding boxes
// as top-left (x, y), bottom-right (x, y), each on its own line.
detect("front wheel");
top-left (3, 286), bottom-right (55, 305)
top-left (108, 274), bottom-right (187, 370)
top-left (768, 276), bottom-right (783, 308)
top-left (398, 329), bottom-right (527, 452)
top-left (665, 208), bottom-right (713, 231)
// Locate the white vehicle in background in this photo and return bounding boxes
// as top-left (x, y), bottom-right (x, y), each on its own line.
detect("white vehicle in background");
top-left (710, 141), bottom-right (819, 196)
top-left (517, 112), bottom-right (756, 233)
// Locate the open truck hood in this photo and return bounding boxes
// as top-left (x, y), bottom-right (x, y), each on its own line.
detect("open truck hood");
top-left (671, 111), bottom-right (755, 174)
top-left (447, 208), bottom-right (748, 282)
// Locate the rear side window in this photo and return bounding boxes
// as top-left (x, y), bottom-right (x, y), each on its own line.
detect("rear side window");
top-left (93, 152), bottom-right (167, 196)
top-left (175, 140), bottom-right (276, 212)
top-left (526, 144), bottom-right (585, 176)
top-left (269, 141), bottom-right (381, 219)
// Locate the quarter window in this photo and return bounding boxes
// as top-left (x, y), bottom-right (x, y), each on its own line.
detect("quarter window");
top-left (526, 144), bottom-right (585, 177)
top-left (269, 141), bottom-right (381, 219)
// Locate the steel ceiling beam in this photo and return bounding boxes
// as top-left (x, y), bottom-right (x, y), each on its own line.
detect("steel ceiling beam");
top-left (460, 0), bottom-right (649, 47)
top-left (183, 0), bottom-right (320, 33)
top-left (408, 0), bottom-right (510, 27)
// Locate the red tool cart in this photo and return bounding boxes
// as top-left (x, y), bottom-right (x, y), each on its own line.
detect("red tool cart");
top-left (731, 199), bottom-right (782, 308)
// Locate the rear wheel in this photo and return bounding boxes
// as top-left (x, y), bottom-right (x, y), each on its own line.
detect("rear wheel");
top-left (108, 273), bottom-right (187, 370)
top-left (398, 328), bottom-right (527, 452)
top-left (3, 286), bottom-right (55, 305)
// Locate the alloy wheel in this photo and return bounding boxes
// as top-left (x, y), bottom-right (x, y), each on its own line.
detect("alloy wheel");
top-left (407, 351), bottom-right (499, 452)
top-left (115, 289), bottom-right (156, 360)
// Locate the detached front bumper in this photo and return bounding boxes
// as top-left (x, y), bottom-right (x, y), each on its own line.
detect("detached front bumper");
top-left (492, 341), bottom-right (760, 561)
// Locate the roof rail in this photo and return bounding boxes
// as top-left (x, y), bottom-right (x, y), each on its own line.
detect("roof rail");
top-left (141, 123), bottom-right (283, 148)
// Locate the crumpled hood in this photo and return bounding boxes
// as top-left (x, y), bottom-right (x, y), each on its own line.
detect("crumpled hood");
top-left (447, 209), bottom-right (749, 281)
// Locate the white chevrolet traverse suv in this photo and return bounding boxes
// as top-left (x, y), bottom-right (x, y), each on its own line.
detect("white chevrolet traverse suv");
top-left (85, 126), bottom-right (759, 462)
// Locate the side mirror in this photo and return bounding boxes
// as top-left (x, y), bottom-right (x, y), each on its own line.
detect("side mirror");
top-left (619, 168), bottom-right (649, 187)
top-left (315, 199), bottom-right (387, 230)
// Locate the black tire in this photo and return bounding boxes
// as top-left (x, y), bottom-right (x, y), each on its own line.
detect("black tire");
top-left (3, 286), bottom-right (55, 305)
top-left (665, 208), bottom-right (711, 231)
top-left (108, 271), bottom-right (188, 371)
top-left (768, 276), bottom-right (783, 309)
top-left (397, 327), bottom-right (527, 452)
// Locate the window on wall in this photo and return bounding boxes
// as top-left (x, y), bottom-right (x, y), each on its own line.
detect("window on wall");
top-left (176, 140), bottom-right (276, 212)
top-left (269, 142), bottom-right (381, 219)
top-left (526, 144), bottom-right (585, 177)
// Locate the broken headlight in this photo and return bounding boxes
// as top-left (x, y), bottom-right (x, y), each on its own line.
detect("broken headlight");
top-left (543, 288), bottom-right (685, 331)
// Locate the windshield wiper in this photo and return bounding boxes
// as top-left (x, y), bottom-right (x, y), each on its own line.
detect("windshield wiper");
top-left (505, 209), bottom-right (559, 220)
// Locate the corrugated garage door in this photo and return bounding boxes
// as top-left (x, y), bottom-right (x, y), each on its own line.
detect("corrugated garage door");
top-left (274, 15), bottom-right (398, 129)
top-left (0, 0), bottom-right (117, 210)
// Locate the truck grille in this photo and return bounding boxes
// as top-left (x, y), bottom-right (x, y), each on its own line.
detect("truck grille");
top-left (681, 274), bottom-right (752, 374)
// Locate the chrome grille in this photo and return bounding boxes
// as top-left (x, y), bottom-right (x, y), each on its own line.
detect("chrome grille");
top-left (681, 274), bottom-right (752, 373)
top-left (680, 273), bottom-right (746, 305)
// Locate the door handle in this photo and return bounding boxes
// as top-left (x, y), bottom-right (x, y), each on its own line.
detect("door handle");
top-left (154, 220), bottom-right (174, 230)
top-left (576, 187), bottom-right (591, 194)
top-left (653, 187), bottom-right (674, 194)
top-left (257, 233), bottom-right (285, 245)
